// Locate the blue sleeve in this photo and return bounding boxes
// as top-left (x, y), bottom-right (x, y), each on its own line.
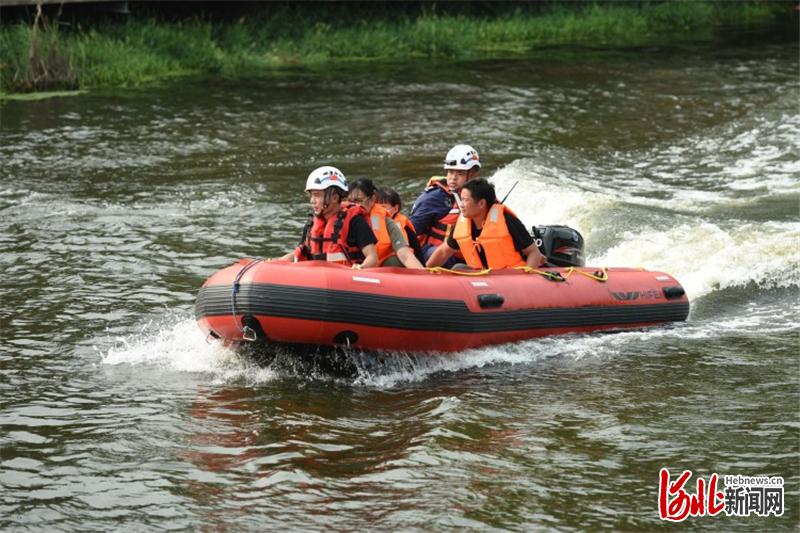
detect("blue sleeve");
top-left (410, 189), bottom-right (450, 237)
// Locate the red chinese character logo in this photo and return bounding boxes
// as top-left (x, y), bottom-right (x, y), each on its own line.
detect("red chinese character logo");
top-left (659, 468), bottom-right (725, 522)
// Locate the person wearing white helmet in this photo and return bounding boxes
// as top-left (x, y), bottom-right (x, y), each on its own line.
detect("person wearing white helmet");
top-left (409, 144), bottom-right (481, 265)
top-left (426, 178), bottom-right (546, 270)
top-left (278, 166), bottom-right (378, 268)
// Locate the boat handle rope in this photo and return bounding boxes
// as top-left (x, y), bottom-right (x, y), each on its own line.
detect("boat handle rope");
top-left (513, 266), bottom-right (566, 281)
top-left (231, 258), bottom-right (264, 341)
top-left (426, 266), bottom-right (493, 277)
top-left (561, 266), bottom-right (609, 282)
top-left (514, 265), bottom-right (609, 282)
top-left (426, 265), bottom-right (606, 283)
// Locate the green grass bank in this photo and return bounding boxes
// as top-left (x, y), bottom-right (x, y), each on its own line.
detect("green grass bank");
top-left (0, 1), bottom-right (794, 95)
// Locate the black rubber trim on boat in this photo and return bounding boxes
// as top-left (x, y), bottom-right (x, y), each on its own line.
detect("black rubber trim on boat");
top-left (196, 283), bottom-right (689, 334)
top-left (662, 286), bottom-right (686, 299)
top-left (478, 294), bottom-right (505, 309)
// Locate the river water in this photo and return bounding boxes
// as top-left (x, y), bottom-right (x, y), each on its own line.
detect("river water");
top-left (1, 39), bottom-right (798, 530)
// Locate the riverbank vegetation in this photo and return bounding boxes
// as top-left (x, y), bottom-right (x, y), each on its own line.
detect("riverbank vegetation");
top-left (0, 1), bottom-right (794, 94)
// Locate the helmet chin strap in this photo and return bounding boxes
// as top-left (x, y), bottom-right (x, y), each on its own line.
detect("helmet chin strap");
top-left (321, 188), bottom-right (331, 215)
top-left (453, 190), bottom-right (464, 210)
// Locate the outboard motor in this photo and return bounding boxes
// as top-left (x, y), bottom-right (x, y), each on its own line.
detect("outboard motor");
top-left (532, 225), bottom-right (585, 267)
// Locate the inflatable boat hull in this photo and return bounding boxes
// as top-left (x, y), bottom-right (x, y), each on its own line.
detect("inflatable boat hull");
top-left (195, 260), bottom-right (689, 353)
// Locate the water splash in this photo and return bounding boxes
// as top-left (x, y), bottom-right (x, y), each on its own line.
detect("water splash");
top-left (348, 346), bottom-right (546, 388)
top-left (96, 295), bottom-right (797, 389)
top-left (101, 312), bottom-right (276, 384)
top-left (495, 88), bottom-right (799, 217)
top-left (98, 310), bottom-right (571, 388)
top-left (592, 221), bottom-right (800, 300)
top-left (492, 129), bottom-right (800, 302)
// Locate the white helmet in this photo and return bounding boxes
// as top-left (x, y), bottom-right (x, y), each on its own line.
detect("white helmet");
top-left (305, 166), bottom-right (348, 192)
top-left (443, 144), bottom-right (480, 170)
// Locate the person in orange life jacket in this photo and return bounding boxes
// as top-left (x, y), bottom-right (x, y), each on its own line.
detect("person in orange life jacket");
top-left (409, 144), bottom-right (480, 266)
top-left (425, 178), bottom-right (547, 270)
top-left (375, 186), bottom-right (424, 263)
top-left (277, 166), bottom-right (378, 269)
top-left (347, 179), bottom-right (424, 269)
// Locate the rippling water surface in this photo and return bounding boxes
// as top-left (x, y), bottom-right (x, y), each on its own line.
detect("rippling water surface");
top-left (1, 41), bottom-right (798, 530)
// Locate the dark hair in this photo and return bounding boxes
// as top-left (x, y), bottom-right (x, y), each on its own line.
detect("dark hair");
top-left (376, 187), bottom-right (402, 209)
top-left (461, 178), bottom-right (497, 207)
top-left (349, 178), bottom-right (377, 198)
top-left (324, 186), bottom-right (346, 202)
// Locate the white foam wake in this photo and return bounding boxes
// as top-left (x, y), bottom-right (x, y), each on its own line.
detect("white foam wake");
top-left (96, 309), bottom-right (593, 387)
top-left (591, 221), bottom-right (800, 300)
top-left (492, 89), bottom-right (799, 217)
top-left (101, 313), bottom-right (277, 383)
top-left (96, 298), bottom-right (797, 388)
top-left (491, 159), bottom-right (800, 301)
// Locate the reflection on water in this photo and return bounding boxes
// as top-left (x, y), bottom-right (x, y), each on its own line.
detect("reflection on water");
top-left (1, 40), bottom-right (798, 529)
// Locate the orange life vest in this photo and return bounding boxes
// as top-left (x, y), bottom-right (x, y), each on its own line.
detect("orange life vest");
top-left (452, 203), bottom-right (526, 270)
top-left (365, 203), bottom-right (395, 266)
top-left (391, 212), bottom-right (415, 244)
top-left (418, 177), bottom-right (461, 248)
top-left (294, 204), bottom-right (367, 265)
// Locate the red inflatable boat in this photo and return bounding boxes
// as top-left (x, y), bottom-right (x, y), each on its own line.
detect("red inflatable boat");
top-left (195, 259), bottom-right (689, 353)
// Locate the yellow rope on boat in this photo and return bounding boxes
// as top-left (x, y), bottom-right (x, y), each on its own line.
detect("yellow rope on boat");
top-left (426, 266), bottom-right (493, 276)
top-left (427, 265), bottom-right (609, 282)
top-left (513, 266), bottom-right (565, 281)
top-left (561, 266), bottom-right (609, 282)
top-left (514, 265), bottom-right (609, 282)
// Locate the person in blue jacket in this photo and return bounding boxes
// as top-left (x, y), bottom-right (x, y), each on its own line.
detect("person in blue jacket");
top-left (409, 144), bottom-right (481, 265)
